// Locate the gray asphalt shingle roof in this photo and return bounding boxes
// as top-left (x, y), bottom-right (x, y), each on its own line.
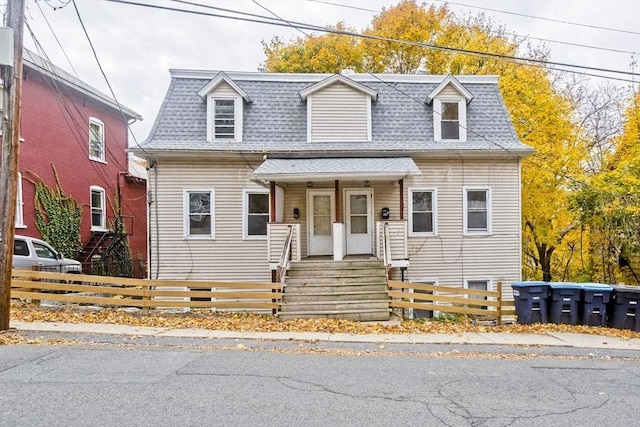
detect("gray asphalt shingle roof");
top-left (253, 157), bottom-right (421, 181)
top-left (140, 71), bottom-right (532, 157)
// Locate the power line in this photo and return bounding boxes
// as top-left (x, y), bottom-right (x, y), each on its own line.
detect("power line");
top-left (71, 0), bottom-right (149, 157)
top-left (307, 0), bottom-right (639, 56)
top-left (434, 0), bottom-right (640, 36)
top-left (105, 0), bottom-right (639, 82)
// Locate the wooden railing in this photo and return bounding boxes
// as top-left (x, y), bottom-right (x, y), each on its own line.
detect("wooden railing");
top-left (11, 270), bottom-right (282, 313)
top-left (389, 280), bottom-right (506, 325)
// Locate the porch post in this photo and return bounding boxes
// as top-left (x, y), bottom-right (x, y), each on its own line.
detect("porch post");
top-left (334, 180), bottom-right (340, 222)
top-left (399, 179), bottom-right (404, 220)
top-left (269, 181), bottom-right (276, 222)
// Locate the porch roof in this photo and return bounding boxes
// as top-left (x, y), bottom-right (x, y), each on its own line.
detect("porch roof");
top-left (252, 157), bottom-right (421, 182)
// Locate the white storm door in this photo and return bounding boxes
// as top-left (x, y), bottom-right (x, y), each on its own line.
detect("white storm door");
top-left (307, 190), bottom-right (335, 256)
top-left (346, 189), bottom-right (373, 255)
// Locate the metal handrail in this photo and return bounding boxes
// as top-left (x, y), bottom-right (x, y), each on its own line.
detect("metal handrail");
top-left (277, 225), bottom-right (293, 287)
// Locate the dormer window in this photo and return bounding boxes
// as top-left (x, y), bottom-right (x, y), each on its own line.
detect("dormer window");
top-left (441, 102), bottom-right (460, 140)
top-left (427, 75), bottom-right (473, 143)
top-left (214, 99), bottom-right (235, 139)
top-left (198, 72), bottom-right (252, 143)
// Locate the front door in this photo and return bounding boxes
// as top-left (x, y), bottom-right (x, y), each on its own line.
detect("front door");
top-left (346, 189), bottom-right (373, 255)
top-left (307, 190), bottom-right (335, 256)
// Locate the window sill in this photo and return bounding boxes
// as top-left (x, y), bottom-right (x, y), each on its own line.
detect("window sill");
top-left (91, 227), bottom-right (109, 233)
top-left (15, 224), bottom-right (27, 229)
top-left (184, 235), bottom-right (215, 240)
top-left (89, 157), bottom-right (108, 164)
top-left (463, 231), bottom-right (492, 237)
top-left (243, 235), bottom-right (268, 241)
top-left (408, 232), bottom-right (437, 238)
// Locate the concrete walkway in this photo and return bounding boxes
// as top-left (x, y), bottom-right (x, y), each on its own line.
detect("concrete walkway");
top-left (10, 320), bottom-right (640, 351)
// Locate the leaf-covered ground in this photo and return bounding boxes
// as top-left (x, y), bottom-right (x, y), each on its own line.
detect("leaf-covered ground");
top-left (5, 300), bottom-right (640, 344)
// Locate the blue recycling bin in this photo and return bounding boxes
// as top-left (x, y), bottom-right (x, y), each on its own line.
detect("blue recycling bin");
top-left (580, 283), bottom-right (613, 327)
top-left (610, 286), bottom-right (640, 331)
top-left (548, 282), bottom-right (582, 325)
top-left (511, 281), bottom-right (549, 325)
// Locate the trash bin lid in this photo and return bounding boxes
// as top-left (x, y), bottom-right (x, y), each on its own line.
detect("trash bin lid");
top-left (580, 283), bottom-right (613, 291)
top-left (548, 282), bottom-right (583, 290)
top-left (612, 285), bottom-right (640, 294)
top-left (512, 281), bottom-right (549, 289)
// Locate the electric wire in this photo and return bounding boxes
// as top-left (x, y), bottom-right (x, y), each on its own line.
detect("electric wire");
top-left (103, 0), bottom-right (639, 82)
top-left (309, 0), bottom-right (639, 56)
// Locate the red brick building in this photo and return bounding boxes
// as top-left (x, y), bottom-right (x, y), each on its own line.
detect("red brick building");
top-left (14, 50), bottom-right (147, 276)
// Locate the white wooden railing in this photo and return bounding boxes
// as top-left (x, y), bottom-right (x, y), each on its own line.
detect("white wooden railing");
top-left (376, 220), bottom-right (409, 271)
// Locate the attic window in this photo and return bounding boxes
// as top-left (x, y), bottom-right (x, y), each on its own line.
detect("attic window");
top-left (433, 98), bottom-right (467, 142)
top-left (441, 102), bottom-right (459, 140)
top-left (214, 99), bottom-right (235, 139)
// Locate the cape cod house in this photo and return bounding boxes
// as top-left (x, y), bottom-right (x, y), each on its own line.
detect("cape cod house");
top-left (134, 70), bottom-right (533, 318)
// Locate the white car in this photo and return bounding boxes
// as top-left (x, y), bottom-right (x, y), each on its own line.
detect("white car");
top-left (12, 234), bottom-right (82, 274)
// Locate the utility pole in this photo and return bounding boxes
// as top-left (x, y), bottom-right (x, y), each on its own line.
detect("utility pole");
top-left (0, 0), bottom-right (26, 331)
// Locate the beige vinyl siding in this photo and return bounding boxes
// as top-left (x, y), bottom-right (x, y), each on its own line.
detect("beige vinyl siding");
top-left (310, 82), bottom-right (369, 142)
top-left (209, 81), bottom-right (238, 97)
top-left (404, 158), bottom-right (521, 301)
top-left (439, 84), bottom-right (461, 98)
top-left (150, 159), bottom-right (270, 282)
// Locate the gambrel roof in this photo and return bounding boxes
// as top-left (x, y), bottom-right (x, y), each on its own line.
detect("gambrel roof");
top-left (137, 71), bottom-right (533, 157)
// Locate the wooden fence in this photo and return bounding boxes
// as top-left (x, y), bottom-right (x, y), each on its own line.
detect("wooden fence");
top-left (389, 280), bottom-right (515, 325)
top-left (11, 270), bottom-right (518, 321)
top-left (11, 269), bottom-right (282, 313)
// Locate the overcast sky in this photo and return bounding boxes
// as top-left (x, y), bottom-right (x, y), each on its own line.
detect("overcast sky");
top-left (21, 0), bottom-right (640, 143)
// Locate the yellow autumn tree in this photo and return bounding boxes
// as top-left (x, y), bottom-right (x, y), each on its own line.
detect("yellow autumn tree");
top-left (262, 22), bottom-right (365, 73)
top-left (262, 0), bottom-right (588, 282)
top-left (573, 91), bottom-right (640, 284)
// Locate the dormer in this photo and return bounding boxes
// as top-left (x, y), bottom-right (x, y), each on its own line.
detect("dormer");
top-left (198, 72), bottom-right (252, 142)
top-left (427, 75), bottom-right (474, 142)
top-left (299, 74), bottom-right (378, 142)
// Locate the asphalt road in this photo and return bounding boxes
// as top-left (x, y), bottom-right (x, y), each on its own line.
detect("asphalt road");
top-left (1, 337), bottom-right (639, 426)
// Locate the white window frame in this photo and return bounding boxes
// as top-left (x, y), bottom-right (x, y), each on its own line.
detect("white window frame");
top-left (433, 98), bottom-right (467, 142)
top-left (207, 95), bottom-right (243, 142)
top-left (90, 186), bottom-right (107, 231)
top-left (463, 187), bottom-right (492, 235)
top-left (183, 189), bottom-right (215, 239)
top-left (89, 117), bottom-right (106, 162)
top-left (464, 277), bottom-right (494, 311)
top-left (15, 172), bottom-right (25, 228)
top-left (408, 188), bottom-right (437, 236)
top-left (243, 189), bottom-right (270, 240)
top-left (408, 278), bottom-right (439, 319)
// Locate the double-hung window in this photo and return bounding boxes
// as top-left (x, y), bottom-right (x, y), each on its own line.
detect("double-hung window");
top-left (214, 99), bottom-right (235, 139)
top-left (90, 186), bottom-right (106, 230)
top-left (409, 188), bottom-right (437, 236)
top-left (441, 102), bottom-right (459, 140)
top-left (89, 118), bottom-right (105, 162)
top-left (464, 188), bottom-right (491, 234)
top-left (465, 279), bottom-right (492, 310)
top-left (433, 98), bottom-right (467, 142)
top-left (184, 190), bottom-right (214, 238)
top-left (244, 190), bottom-right (269, 239)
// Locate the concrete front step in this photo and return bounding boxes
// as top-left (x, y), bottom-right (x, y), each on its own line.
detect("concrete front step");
top-left (285, 276), bottom-right (387, 286)
top-left (280, 300), bottom-right (390, 312)
top-left (286, 268), bottom-right (386, 279)
top-left (283, 291), bottom-right (389, 302)
top-left (278, 309), bottom-right (391, 322)
top-left (288, 260), bottom-right (384, 270)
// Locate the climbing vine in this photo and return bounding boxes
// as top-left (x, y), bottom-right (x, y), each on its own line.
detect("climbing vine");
top-left (27, 166), bottom-right (82, 259)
